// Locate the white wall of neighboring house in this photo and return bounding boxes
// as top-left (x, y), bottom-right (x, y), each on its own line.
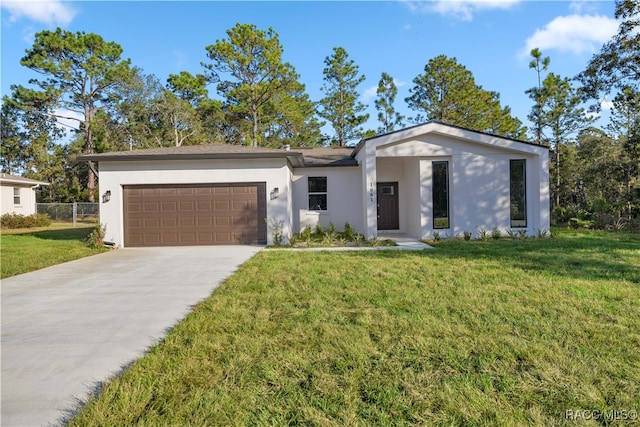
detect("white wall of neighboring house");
top-left (97, 158), bottom-right (293, 247)
top-left (1, 185), bottom-right (38, 216)
top-left (292, 166), bottom-right (363, 234)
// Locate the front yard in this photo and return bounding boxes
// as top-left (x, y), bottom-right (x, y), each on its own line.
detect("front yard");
top-left (68, 229), bottom-right (639, 426)
top-left (1, 224), bottom-right (107, 279)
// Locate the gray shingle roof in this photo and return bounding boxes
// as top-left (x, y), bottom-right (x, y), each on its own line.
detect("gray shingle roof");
top-left (78, 144), bottom-right (358, 168)
top-left (0, 173), bottom-right (49, 186)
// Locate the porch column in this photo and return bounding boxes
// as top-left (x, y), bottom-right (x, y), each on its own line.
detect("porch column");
top-left (361, 145), bottom-right (378, 239)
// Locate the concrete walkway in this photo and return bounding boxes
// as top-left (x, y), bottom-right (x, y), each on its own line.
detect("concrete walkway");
top-left (1, 246), bottom-right (261, 427)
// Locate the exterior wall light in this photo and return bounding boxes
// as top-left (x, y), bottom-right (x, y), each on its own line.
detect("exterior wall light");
top-left (271, 187), bottom-right (279, 200)
top-left (102, 190), bottom-right (111, 203)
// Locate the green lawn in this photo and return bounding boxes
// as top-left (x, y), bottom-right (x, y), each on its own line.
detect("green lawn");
top-left (69, 229), bottom-right (639, 426)
top-left (1, 225), bottom-right (107, 279)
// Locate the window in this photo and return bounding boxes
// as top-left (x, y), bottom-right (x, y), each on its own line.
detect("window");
top-left (510, 159), bottom-right (527, 227)
top-left (308, 177), bottom-right (327, 211)
top-left (13, 188), bottom-right (20, 205)
top-left (432, 161), bottom-right (449, 229)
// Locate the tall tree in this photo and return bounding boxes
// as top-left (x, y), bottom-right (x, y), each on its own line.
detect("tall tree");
top-left (533, 73), bottom-right (595, 208)
top-left (577, 0), bottom-right (639, 104)
top-left (607, 86), bottom-right (640, 219)
top-left (0, 100), bottom-right (27, 175)
top-left (19, 28), bottom-right (132, 201)
top-left (406, 55), bottom-right (526, 138)
top-left (527, 48), bottom-right (551, 144)
top-left (317, 47), bottom-right (369, 146)
top-left (375, 72), bottom-right (404, 133)
top-left (203, 23), bottom-right (306, 146)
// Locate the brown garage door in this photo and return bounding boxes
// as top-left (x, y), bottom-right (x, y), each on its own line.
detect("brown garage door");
top-left (123, 183), bottom-right (267, 247)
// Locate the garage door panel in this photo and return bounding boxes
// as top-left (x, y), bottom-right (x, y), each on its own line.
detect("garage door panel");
top-left (124, 183), bottom-right (266, 247)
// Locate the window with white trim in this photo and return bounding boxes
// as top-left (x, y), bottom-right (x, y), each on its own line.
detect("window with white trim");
top-left (13, 188), bottom-right (20, 205)
top-left (308, 177), bottom-right (327, 211)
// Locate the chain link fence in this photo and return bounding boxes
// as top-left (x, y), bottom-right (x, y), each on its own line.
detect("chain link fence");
top-left (36, 203), bottom-right (99, 226)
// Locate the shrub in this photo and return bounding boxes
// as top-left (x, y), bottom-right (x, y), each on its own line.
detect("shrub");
top-left (491, 226), bottom-right (501, 240)
top-left (86, 223), bottom-right (106, 248)
top-left (265, 218), bottom-right (285, 246)
top-left (314, 223), bottom-right (324, 235)
top-left (343, 222), bottom-right (355, 241)
top-left (327, 222), bottom-right (336, 236)
top-left (1, 213), bottom-right (51, 229)
top-left (536, 228), bottom-right (550, 238)
top-left (477, 227), bottom-right (489, 241)
top-left (300, 226), bottom-right (312, 246)
top-left (433, 231), bottom-right (441, 242)
top-left (463, 230), bottom-right (472, 241)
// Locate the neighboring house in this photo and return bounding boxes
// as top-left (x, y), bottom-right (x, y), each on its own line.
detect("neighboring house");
top-left (0, 173), bottom-right (48, 216)
top-left (80, 122), bottom-right (550, 247)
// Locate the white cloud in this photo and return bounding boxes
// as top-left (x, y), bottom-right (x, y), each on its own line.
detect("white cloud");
top-left (54, 108), bottom-right (83, 130)
top-left (403, 0), bottom-right (520, 21)
top-left (363, 85), bottom-right (378, 101)
top-left (2, 0), bottom-right (77, 27)
top-left (600, 99), bottom-right (614, 110)
top-left (520, 14), bottom-right (618, 57)
top-left (362, 79), bottom-right (407, 102)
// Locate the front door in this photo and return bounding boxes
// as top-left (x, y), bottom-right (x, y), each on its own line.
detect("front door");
top-left (377, 182), bottom-right (399, 230)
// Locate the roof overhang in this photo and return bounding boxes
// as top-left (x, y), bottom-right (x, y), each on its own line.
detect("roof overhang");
top-left (78, 151), bottom-right (306, 168)
top-left (353, 121), bottom-right (549, 159)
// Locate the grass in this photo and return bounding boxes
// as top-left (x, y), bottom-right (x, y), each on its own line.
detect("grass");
top-left (68, 229), bottom-right (639, 426)
top-left (1, 223), bottom-right (107, 279)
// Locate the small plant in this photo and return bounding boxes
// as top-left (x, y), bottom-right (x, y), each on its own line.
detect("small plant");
top-left (491, 226), bottom-right (501, 240)
top-left (463, 230), bottom-right (472, 241)
top-left (433, 231), bottom-right (441, 242)
top-left (477, 227), bottom-right (489, 241)
top-left (353, 234), bottom-right (365, 247)
top-left (505, 228), bottom-right (516, 239)
top-left (288, 234), bottom-right (299, 246)
top-left (266, 218), bottom-right (285, 246)
top-left (314, 223), bottom-right (325, 235)
top-left (336, 236), bottom-right (347, 246)
top-left (517, 229), bottom-right (527, 239)
top-left (343, 222), bottom-right (355, 241)
top-left (321, 232), bottom-right (333, 247)
top-left (86, 223), bottom-right (106, 248)
top-left (327, 222), bottom-right (336, 236)
top-left (536, 228), bottom-right (550, 238)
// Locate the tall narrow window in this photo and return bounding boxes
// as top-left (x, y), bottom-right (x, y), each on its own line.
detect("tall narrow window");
top-left (308, 177), bottom-right (327, 211)
top-left (510, 159), bottom-right (527, 227)
top-left (13, 188), bottom-right (20, 205)
top-left (432, 161), bottom-right (449, 229)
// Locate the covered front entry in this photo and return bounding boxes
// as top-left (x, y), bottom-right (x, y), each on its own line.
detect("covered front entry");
top-left (377, 182), bottom-right (399, 230)
top-left (123, 183), bottom-right (267, 247)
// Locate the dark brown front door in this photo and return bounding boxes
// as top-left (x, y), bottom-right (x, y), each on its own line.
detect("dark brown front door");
top-left (377, 182), bottom-right (399, 230)
top-left (123, 183), bottom-right (267, 247)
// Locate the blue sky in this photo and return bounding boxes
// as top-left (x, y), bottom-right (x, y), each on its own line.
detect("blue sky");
top-left (1, 1), bottom-right (619, 139)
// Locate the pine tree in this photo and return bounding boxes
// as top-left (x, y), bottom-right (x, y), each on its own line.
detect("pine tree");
top-left (317, 47), bottom-right (369, 146)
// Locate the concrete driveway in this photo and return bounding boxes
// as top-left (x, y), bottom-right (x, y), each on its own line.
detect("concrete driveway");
top-left (1, 245), bottom-right (261, 427)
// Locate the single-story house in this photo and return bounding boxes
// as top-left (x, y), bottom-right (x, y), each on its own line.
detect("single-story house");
top-left (0, 173), bottom-right (48, 216)
top-left (80, 122), bottom-right (550, 247)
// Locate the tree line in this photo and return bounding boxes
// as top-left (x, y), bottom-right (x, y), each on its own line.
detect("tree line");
top-left (1, 1), bottom-right (638, 229)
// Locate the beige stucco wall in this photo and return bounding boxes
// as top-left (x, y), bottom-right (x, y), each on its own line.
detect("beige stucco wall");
top-left (97, 158), bottom-right (293, 247)
top-left (292, 166), bottom-right (363, 235)
top-left (1, 185), bottom-right (37, 216)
